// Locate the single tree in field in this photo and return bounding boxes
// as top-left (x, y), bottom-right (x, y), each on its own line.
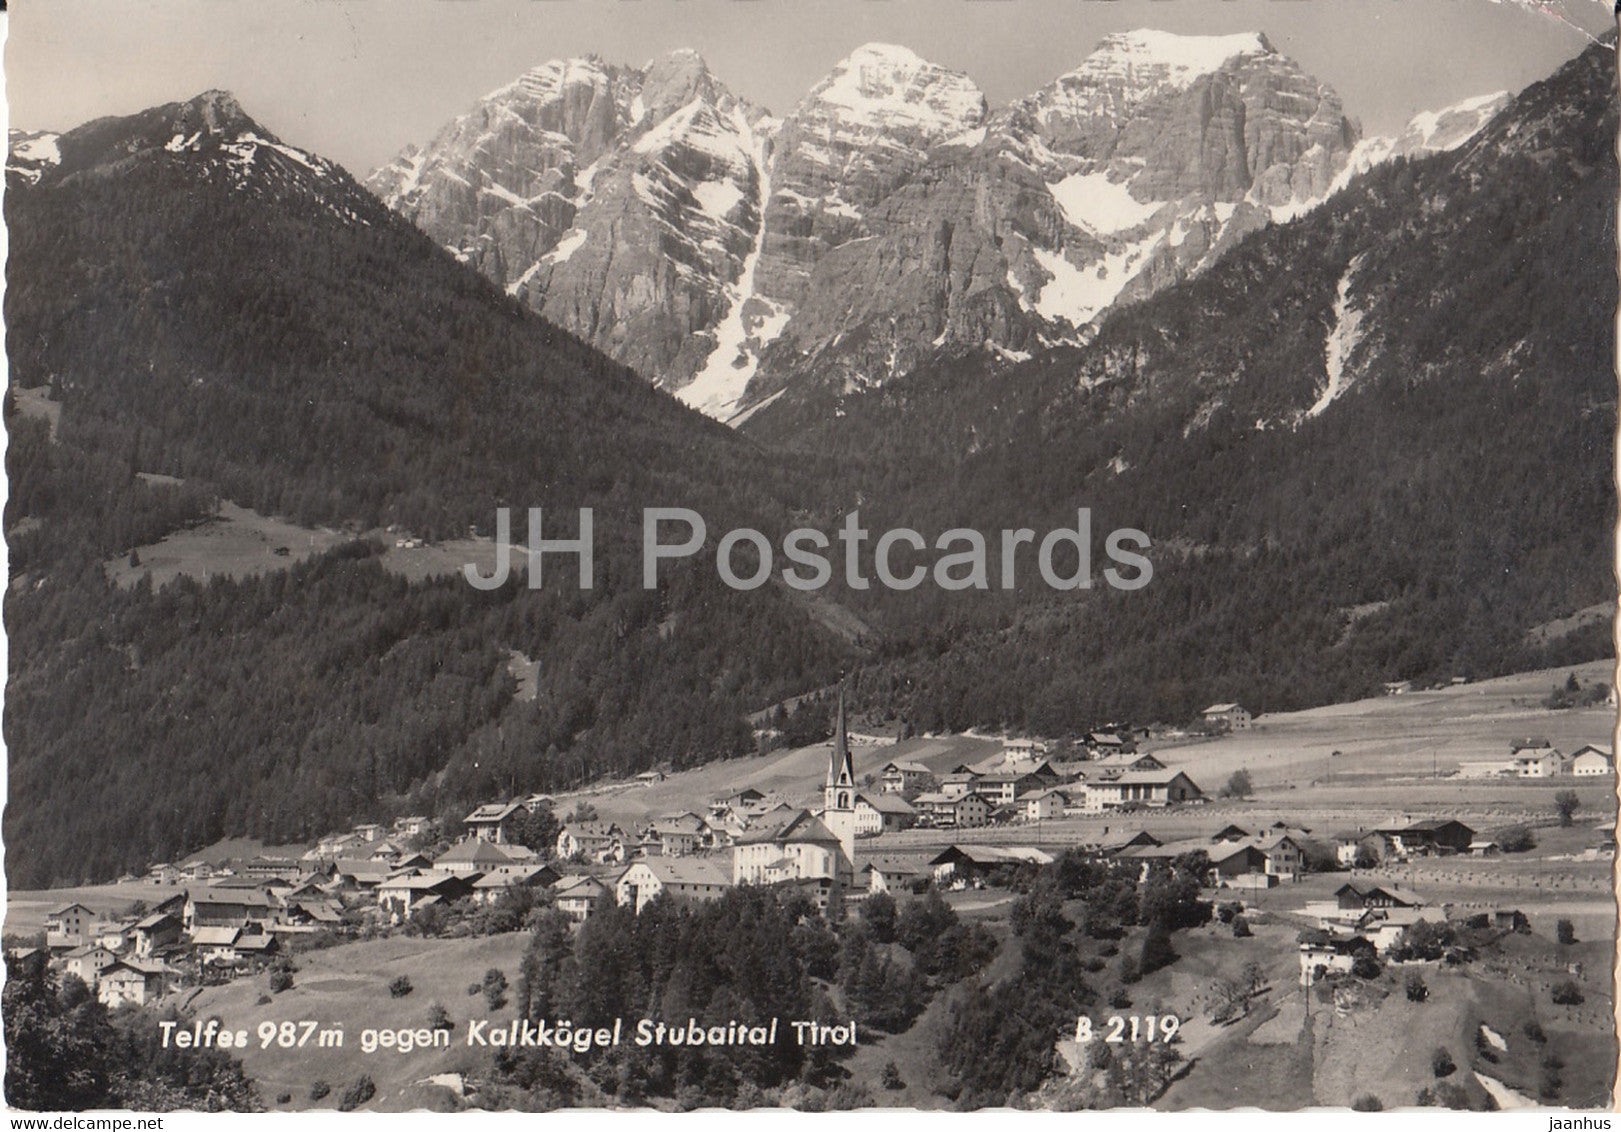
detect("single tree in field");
top-left (1554, 790), bottom-right (1580, 827)
top-left (1224, 770), bottom-right (1253, 799)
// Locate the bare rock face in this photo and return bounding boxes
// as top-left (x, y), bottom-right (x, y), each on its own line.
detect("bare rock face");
top-left (369, 31), bottom-right (1500, 423)
top-left (367, 51), bottom-right (768, 392)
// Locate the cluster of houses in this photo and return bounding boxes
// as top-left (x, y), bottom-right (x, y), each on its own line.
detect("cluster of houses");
top-left (1456, 739), bottom-right (1613, 779)
top-left (887, 738), bottom-right (1204, 830)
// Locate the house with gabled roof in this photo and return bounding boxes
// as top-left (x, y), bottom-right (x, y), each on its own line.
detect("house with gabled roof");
top-left (97, 960), bottom-right (173, 1007)
top-left (1571, 745), bottom-right (1614, 776)
top-left (858, 853), bottom-right (931, 895)
top-left (616, 857), bottom-right (730, 913)
top-left (555, 821), bottom-right (627, 863)
top-left (377, 872), bottom-right (474, 920)
top-left (1334, 882), bottom-right (1425, 911)
top-left (879, 760), bottom-right (932, 794)
top-left (650, 812), bottom-right (711, 856)
top-left (553, 874), bottom-right (611, 924)
top-left (1201, 703), bottom-right (1252, 731)
top-left (854, 791), bottom-right (916, 835)
top-left (62, 944), bottom-right (119, 985)
top-left (471, 864), bottom-right (560, 904)
top-left (464, 799), bottom-right (527, 844)
top-left (1085, 768), bottom-right (1203, 809)
top-left (44, 903), bottom-right (97, 946)
top-left (433, 838), bottom-right (529, 877)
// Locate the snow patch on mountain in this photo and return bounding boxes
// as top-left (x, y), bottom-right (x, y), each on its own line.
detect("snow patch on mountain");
top-left (1048, 170), bottom-right (1163, 235)
top-left (678, 123), bottom-right (788, 420)
top-left (1308, 255), bottom-right (1367, 418)
top-left (1031, 233), bottom-right (1160, 327)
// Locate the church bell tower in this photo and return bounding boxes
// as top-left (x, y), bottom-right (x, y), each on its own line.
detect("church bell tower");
top-left (824, 693), bottom-right (857, 868)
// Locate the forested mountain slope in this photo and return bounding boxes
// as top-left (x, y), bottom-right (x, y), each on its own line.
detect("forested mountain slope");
top-left (3, 93), bottom-right (852, 886)
top-left (774, 39), bottom-right (1618, 731)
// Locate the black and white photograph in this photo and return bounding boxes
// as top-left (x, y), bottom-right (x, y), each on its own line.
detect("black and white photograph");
top-left (1, 0), bottom-right (1616, 1114)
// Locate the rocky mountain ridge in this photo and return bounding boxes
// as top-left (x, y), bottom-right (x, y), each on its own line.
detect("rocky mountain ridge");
top-left (365, 32), bottom-right (1516, 422)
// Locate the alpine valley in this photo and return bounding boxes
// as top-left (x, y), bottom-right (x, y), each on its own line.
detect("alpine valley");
top-left (4, 29), bottom-right (1615, 890)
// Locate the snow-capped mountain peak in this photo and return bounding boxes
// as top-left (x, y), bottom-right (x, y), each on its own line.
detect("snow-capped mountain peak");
top-left (803, 42), bottom-right (986, 134)
top-left (1328, 90), bottom-right (1512, 197)
top-left (1072, 29), bottom-right (1274, 89)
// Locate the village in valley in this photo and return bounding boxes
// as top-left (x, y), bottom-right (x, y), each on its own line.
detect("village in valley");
top-left (5, 659), bottom-right (1616, 1110)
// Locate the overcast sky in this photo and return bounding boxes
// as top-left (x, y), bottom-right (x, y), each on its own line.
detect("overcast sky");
top-left (7, 0), bottom-right (1612, 178)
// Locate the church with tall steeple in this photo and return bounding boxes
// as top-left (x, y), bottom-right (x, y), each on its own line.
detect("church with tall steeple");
top-left (822, 693), bottom-right (857, 867)
top-left (729, 692), bottom-right (859, 911)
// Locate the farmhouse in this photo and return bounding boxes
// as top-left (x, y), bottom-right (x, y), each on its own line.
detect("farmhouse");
top-left (471, 864), bottom-right (561, 905)
top-left (879, 761), bottom-right (932, 794)
top-left (1298, 930), bottom-right (1375, 983)
top-left (1201, 703), bottom-right (1252, 731)
top-left (929, 845), bottom-right (1053, 886)
top-left (97, 960), bottom-right (171, 1008)
top-left (1361, 819), bottom-right (1475, 860)
top-left (974, 770), bottom-right (1053, 806)
top-left (860, 854), bottom-right (931, 895)
top-left (1334, 882), bottom-right (1425, 910)
top-left (940, 771), bottom-right (981, 799)
top-left (1571, 745), bottom-right (1614, 776)
top-left (853, 792), bottom-right (917, 835)
top-left (185, 890), bottom-right (274, 932)
top-left (376, 872), bottom-right (474, 920)
top-left (131, 911), bottom-right (183, 958)
top-left (616, 858), bottom-right (731, 913)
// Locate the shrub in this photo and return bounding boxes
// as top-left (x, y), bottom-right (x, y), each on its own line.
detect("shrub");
top-left (1231, 915), bottom-right (1252, 938)
top-left (1351, 954), bottom-right (1381, 979)
top-left (1523, 1020), bottom-right (1547, 1044)
top-left (468, 982), bottom-right (482, 996)
top-left (309, 1080), bottom-right (331, 1101)
top-left (1351, 1095), bottom-right (1383, 1111)
top-left (427, 1002), bottom-right (452, 1032)
top-left (1550, 981), bottom-right (1584, 1005)
top-left (276, 1093), bottom-right (292, 1105)
top-left (1405, 971), bottom-right (1429, 1002)
top-left (1222, 770), bottom-right (1252, 798)
top-left (1432, 1047), bottom-right (1456, 1077)
top-left (338, 1075), bottom-right (376, 1112)
top-left (1497, 825), bottom-right (1536, 853)
top-left (1554, 790), bottom-right (1581, 827)
top-left (388, 975), bottom-right (413, 998)
top-left (880, 1061), bottom-right (904, 1091)
top-left (268, 968), bottom-right (294, 994)
top-left (1556, 918), bottom-right (1576, 945)
top-left (1215, 901), bottom-right (1241, 924)
top-left (482, 967), bottom-right (509, 1010)
top-left (1110, 989), bottom-right (1133, 1009)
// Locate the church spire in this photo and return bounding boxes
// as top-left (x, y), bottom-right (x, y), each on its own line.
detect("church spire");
top-left (829, 692), bottom-right (854, 790)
